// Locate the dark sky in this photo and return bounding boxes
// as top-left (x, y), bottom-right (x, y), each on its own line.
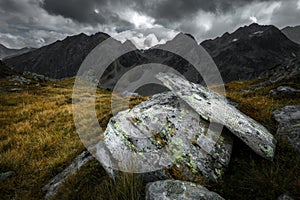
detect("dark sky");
top-left (0, 0), bottom-right (299, 49)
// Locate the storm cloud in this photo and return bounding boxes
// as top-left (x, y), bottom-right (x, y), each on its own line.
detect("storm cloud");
top-left (0, 0), bottom-right (299, 49)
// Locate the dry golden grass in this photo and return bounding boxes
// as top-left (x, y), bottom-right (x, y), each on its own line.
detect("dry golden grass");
top-left (0, 74), bottom-right (299, 200)
top-left (0, 79), bottom-right (83, 199)
top-left (211, 76), bottom-right (300, 199)
top-left (0, 77), bottom-right (147, 199)
top-left (224, 77), bottom-right (300, 129)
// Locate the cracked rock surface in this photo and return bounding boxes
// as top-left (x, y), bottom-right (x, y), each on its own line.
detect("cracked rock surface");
top-left (97, 92), bottom-right (233, 181)
top-left (156, 72), bottom-right (276, 160)
top-left (145, 180), bottom-right (225, 200)
top-left (273, 105), bottom-right (300, 153)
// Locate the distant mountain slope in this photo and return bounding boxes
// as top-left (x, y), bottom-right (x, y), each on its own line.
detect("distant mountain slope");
top-left (281, 25), bottom-right (300, 45)
top-left (0, 44), bottom-right (35, 59)
top-left (0, 60), bottom-right (18, 78)
top-left (201, 23), bottom-right (300, 82)
top-left (3, 32), bottom-right (205, 88)
top-left (4, 23), bottom-right (300, 85)
top-left (4, 33), bottom-right (111, 79)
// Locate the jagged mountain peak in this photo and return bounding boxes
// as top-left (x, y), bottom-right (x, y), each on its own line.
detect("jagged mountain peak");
top-left (3, 32), bottom-right (112, 78)
top-left (206, 23), bottom-right (284, 45)
top-left (172, 32), bottom-right (197, 42)
top-left (281, 25), bottom-right (300, 45)
top-left (3, 23), bottom-right (300, 84)
top-left (122, 39), bottom-right (137, 49)
top-left (0, 43), bottom-right (9, 49)
top-left (201, 23), bottom-right (300, 82)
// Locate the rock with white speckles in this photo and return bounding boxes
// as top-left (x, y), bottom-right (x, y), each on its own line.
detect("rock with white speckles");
top-left (273, 105), bottom-right (300, 153)
top-left (277, 193), bottom-right (294, 200)
top-left (270, 86), bottom-right (300, 98)
top-left (145, 180), bottom-right (225, 200)
top-left (156, 72), bottom-right (276, 160)
top-left (97, 92), bottom-right (233, 182)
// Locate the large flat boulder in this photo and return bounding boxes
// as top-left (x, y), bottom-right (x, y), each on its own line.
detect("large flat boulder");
top-left (96, 92), bottom-right (233, 182)
top-left (273, 105), bottom-right (300, 153)
top-left (145, 180), bottom-right (225, 200)
top-left (156, 72), bottom-right (276, 160)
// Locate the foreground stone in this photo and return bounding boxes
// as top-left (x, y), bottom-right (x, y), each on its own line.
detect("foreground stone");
top-left (43, 150), bottom-right (93, 199)
top-left (146, 180), bottom-right (224, 200)
top-left (273, 105), bottom-right (300, 153)
top-left (269, 86), bottom-right (300, 98)
top-left (156, 72), bottom-right (276, 160)
top-left (277, 193), bottom-right (295, 200)
top-left (0, 171), bottom-right (15, 182)
top-left (97, 92), bottom-right (233, 181)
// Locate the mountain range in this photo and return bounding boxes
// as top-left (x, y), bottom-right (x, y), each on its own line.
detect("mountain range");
top-left (281, 25), bottom-right (300, 45)
top-left (2, 23), bottom-right (300, 86)
top-left (3, 33), bottom-right (111, 79)
top-left (201, 23), bottom-right (300, 82)
top-left (0, 44), bottom-right (35, 60)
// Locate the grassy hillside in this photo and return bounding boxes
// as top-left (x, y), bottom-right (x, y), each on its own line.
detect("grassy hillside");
top-left (0, 75), bottom-right (299, 199)
top-left (0, 78), bottom-right (146, 199)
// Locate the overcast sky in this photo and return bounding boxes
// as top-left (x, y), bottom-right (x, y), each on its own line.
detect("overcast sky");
top-left (0, 0), bottom-right (299, 49)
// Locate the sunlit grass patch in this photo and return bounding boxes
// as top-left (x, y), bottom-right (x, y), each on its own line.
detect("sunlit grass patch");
top-left (0, 81), bottom-right (83, 199)
top-left (0, 77), bottom-right (147, 199)
top-left (0, 74), bottom-right (299, 199)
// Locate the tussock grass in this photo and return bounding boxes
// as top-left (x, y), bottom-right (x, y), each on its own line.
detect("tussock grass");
top-left (0, 79), bottom-right (83, 199)
top-left (224, 76), bottom-right (300, 129)
top-left (54, 160), bottom-right (144, 200)
top-left (0, 78), bottom-right (147, 199)
top-left (0, 75), bottom-right (299, 199)
top-left (210, 76), bottom-right (300, 199)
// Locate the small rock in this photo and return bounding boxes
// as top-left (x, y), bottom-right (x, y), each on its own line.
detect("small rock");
top-left (145, 180), bottom-right (225, 200)
top-left (10, 88), bottom-right (23, 92)
top-left (277, 193), bottom-right (294, 200)
top-left (82, 69), bottom-right (98, 86)
top-left (52, 84), bottom-right (61, 88)
top-left (269, 86), bottom-right (300, 98)
top-left (273, 105), bottom-right (300, 152)
top-left (10, 75), bottom-right (31, 85)
top-left (121, 90), bottom-right (139, 97)
top-left (240, 89), bottom-right (253, 93)
top-left (43, 150), bottom-right (93, 199)
top-left (0, 171), bottom-right (15, 181)
top-left (33, 73), bottom-right (46, 82)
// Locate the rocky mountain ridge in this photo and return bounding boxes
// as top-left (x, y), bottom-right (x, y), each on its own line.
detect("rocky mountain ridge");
top-left (200, 23), bottom-right (300, 82)
top-left (282, 25), bottom-right (300, 45)
top-left (2, 23), bottom-right (300, 87)
top-left (0, 44), bottom-right (35, 59)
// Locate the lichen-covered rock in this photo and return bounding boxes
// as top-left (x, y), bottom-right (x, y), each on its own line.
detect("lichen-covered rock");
top-left (156, 72), bottom-right (276, 160)
top-left (273, 105), bottom-right (300, 153)
top-left (145, 180), bottom-right (225, 200)
top-left (97, 92), bottom-right (233, 181)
